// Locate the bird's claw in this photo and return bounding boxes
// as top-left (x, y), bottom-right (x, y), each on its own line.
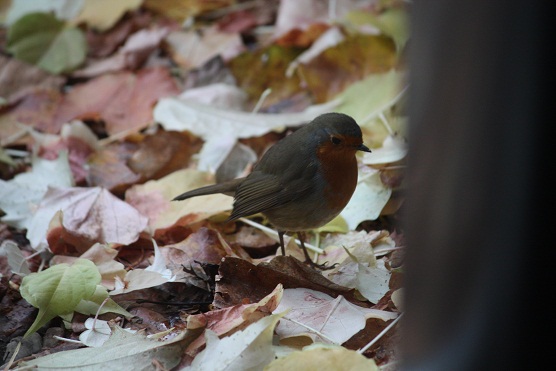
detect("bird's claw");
top-left (304, 259), bottom-right (339, 271)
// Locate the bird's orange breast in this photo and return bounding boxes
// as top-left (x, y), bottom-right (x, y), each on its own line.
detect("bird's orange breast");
top-left (316, 141), bottom-right (359, 211)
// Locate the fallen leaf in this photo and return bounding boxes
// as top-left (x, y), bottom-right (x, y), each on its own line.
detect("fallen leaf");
top-left (143, 0), bottom-right (234, 23)
top-left (5, 0), bottom-right (84, 25)
top-left (126, 130), bottom-right (203, 181)
top-left (110, 239), bottom-right (175, 295)
top-left (335, 70), bottom-right (407, 147)
top-left (0, 89), bottom-right (63, 139)
top-left (28, 186), bottom-right (148, 253)
top-left (36, 121), bottom-right (99, 184)
top-left (186, 284), bottom-right (283, 358)
top-left (265, 343), bottom-right (378, 371)
top-left (7, 12), bottom-right (87, 74)
top-left (228, 44), bottom-right (304, 110)
top-left (164, 26), bottom-right (244, 69)
top-left (298, 34), bottom-right (397, 103)
top-left (185, 313), bottom-right (285, 371)
top-left (0, 240), bottom-right (31, 276)
top-left (20, 258), bottom-right (101, 337)
top-left (153, 95), bottom-right (340, 171)
top-left (125, 168), bottom-right (233, 231)
top-left (0, 54), bottom-right (65, 105)
top-left (85, 10), bottom-right (152, 58)
top-left (214, 256), bottom-right (358, 309)
top-left (74, 26), bottom-right (170, 78)
top-left (74, 0), bottom-right (143, 32)
top-left (79, 317), bottom-right (112, 347)
top-left (273, 288), bottom-right (397, 345)
top-left (110, 269), bottom-right (170, 296)
top-left (87, 140), bottom-right (142, 196)
top-left (162, 227), bottom-right (249, 278)
top-left (0, 152), bottom-right (74, 233)
top-left (18, 326), bottom-right (198, 370)
top-left (340, 169), bottom-right (392, 229)
top-left (54, 67), bottom-right (179, 135)
top-left (346, 3), bottom-right (409, 51)
top-left (73, 284), bottom-right (132, 319)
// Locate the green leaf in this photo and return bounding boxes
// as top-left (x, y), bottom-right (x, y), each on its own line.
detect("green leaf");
top-left (20, 258), bottom-right (101, 338)
top-left (74, 285), bottom-right (133, 318)
top-left (7, 12), bottom-right (86, 74)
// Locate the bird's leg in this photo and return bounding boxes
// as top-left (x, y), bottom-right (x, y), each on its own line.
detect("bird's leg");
top-left (278, 231), bottom-right (286, 256)
top-left (297, 232), bottom-right (338, 270)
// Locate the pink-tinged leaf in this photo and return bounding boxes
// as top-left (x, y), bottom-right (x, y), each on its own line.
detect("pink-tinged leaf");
top-left (53, 67), bottom-right (179, 135)
top-left (28, 186), bottom-right (148, 253)
top-left (185, 284), bottom-right (283, 359)
top-left (273, 288), bottom-right (398, 344)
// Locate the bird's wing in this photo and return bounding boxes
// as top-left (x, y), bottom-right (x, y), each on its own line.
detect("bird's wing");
top-left (228, 170), bottom-right (314, 220)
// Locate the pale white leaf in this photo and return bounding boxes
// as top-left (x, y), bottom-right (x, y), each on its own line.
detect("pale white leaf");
top-left (341, 170), bottom-right (392, 229)
top-left (185, 313), bottom-right (284, 371)
top-left (273, 288), bottom-right (398, 344)
top-left (79, 318), bottom-right (111, 348)
top-left (0, 152), bottom-right (74, 232)
top-left (0, 240), bottom-right (31, 276)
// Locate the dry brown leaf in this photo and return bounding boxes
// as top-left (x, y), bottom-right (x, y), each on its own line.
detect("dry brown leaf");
top-left (298, 34), bottom-right (397, 102)
top-left (54, 67), bottom-right (179, 135)
top-left (162, 227), bottom-right (250, 276)
top-left (214, 256), bottom-right (364, 309)
top-left (0, 55), bottom-right (65, 105)
top-left (87, 141), bottom-right (141, 196)
top-left (0, 89), bottom-right (63, 141)
top-left (127, 130), bottom-right (203, 181)
top-left (74, 27), bottom-right (171, 78)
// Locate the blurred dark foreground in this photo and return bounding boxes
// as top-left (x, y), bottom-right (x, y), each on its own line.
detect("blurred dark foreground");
top-left (402, 1), bottom-right (553, 370)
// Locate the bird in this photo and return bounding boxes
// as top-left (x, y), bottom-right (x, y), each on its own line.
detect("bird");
top-left (173, 112), bottom-right (370, 269)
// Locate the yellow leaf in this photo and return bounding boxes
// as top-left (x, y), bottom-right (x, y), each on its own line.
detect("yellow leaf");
top-left (74, 0), bottom-right (143, 31)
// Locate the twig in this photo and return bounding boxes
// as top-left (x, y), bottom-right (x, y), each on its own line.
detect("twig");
top-left (252, 88), bottom-right (272, 114)
top-left (282, 317), bottom-right (338, 344)
top-left (358, 313), bottom-right (403, 354)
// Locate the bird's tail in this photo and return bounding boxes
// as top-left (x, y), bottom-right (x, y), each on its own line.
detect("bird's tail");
top-left (172, 177), bottom-right (244, 201)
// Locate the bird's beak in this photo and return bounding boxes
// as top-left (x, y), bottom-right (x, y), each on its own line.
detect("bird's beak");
top-left (358, 144), bottom-right (371, 152)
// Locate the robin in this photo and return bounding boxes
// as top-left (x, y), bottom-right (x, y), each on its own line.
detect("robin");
top-left (173, 112), bottom-right (371, 269)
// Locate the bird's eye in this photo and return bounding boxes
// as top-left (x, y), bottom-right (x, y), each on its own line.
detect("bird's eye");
top-left (331, 136), bottom-right (342, 145)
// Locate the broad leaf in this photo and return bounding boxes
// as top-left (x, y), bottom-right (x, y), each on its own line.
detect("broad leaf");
top-left (20, 258), bottom-right (101, 337)
top-left (7, 12), bottom-right (86, 74)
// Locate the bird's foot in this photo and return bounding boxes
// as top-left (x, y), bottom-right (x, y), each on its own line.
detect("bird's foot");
top-left (304, 258), bottom-right (338, 271)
